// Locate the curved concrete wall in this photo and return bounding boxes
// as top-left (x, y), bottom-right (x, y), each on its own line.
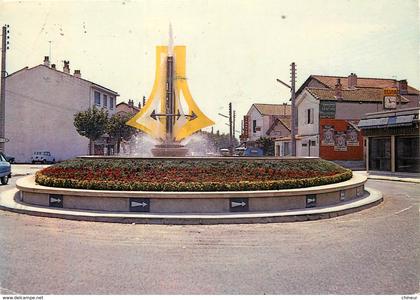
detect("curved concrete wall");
top-left (17, 174), bottom-right (366, 214)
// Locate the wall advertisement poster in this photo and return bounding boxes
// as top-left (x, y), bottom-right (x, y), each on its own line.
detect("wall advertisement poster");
top-left (346, 126), bottom-right (359, 146)
top-left (321, 125), bottom-right (335, 146)
top-left (334, 131), bottom-right (347, 151)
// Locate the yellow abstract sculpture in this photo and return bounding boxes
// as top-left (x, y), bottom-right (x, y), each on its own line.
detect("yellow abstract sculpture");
top-left (126, 45), bottom-right (214, 142)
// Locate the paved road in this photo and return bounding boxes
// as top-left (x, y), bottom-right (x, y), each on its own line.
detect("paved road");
top-left (0, 171), bottom-right (418, 294)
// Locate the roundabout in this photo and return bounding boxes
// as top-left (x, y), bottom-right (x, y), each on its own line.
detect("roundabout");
top-left (0, 157), bottom-right (383, 224)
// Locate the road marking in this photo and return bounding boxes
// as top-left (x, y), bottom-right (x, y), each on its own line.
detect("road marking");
top-left (394, 206), bottom-right (413, 215)
top-left (50, 198), bottom-right (61, 203)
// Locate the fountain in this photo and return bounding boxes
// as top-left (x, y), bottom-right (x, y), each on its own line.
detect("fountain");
top-left (126, 25), bottom-right (214, 156)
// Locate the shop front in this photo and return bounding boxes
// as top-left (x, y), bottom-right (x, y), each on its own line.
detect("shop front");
top-left (359, 107), bottom-right (420, 173)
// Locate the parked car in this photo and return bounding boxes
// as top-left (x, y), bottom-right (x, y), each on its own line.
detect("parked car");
top-left (220, 148), bottom-right (230, 156)
top-left (0, 152), bottom-right (15, 163)
top-left (235, 146), bottom-right (264, 157)
top-left (31, 151), bottom-right (56, 164)
top-left (0, 152), bottom-right (11, 185)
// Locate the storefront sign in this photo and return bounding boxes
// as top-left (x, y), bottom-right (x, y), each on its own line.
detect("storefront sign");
top-left (384, 88), bottom-right (398, 96)
top-left (320, 101), bottom-right (336, 119)
top-left (346, 126), bottom-right (359, 146)
top-left (383, 88), bottom-right (398, 109)
top-left (384, 96), bottom-right (397, 109)
top-left (334, 131), bottom-right (347, 151)
top-left (321, 125), bottom-right (335, 146)
top-left (243, 116), bottom-right (249, 138)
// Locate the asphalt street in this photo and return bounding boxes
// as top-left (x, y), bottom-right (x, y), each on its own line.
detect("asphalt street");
top-left (0, 166), bottom-right (418, 294)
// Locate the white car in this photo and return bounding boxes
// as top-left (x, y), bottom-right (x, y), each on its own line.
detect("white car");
top-left (31, 151), bottom-right (56, 164)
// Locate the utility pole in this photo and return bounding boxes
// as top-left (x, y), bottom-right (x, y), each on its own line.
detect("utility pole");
top-left (290, 62), bottom-right (297, 156)
top-left (0, 24), bottom-right (10, 152)
top-left (229, 102), bottom-right (233, 155)
top-left (232, 110), bottom-right (236, 142)
top-left (276, 62), bottom-right (297, 156)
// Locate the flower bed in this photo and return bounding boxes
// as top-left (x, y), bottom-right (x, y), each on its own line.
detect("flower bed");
top-left (35, 158), bottom-right (352, 192)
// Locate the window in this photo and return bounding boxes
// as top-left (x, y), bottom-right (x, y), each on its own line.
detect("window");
top-left (103, 95), bottom-right (108, 108)
top-left (109, 97), bottom-right (114, 110)
top-left (253, 120), bottom-right (257, 133)
top-left (307, 108), bottom-right (314, 124)
top-left (282, 142), bottom-right (291, 156)
top-left (94, 91), bottom-right (101, 106)
top-left (396, 136), bottom-right (420, 172)
top-left (369, 137), bottom-right (391, 171)
top-left (310, 140), bottom-right (316, 146)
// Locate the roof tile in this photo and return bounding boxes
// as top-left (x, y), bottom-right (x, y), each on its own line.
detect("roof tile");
top-left (253, 103), bottom-right (291, 116)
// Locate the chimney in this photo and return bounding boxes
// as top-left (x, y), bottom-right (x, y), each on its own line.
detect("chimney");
top-left (74, 70), bottom-right (81, 78)
top-left (63, 60), bottom-right (70, 73)
top-left (348, 73), bottom-right (357, 89)
top-left (335, 79), bottom-right (343, 100)
top-left (51, 64), bottom-right (56, 70)
top-left (283, 102), bottom-right (287, 115)
top-left (128, 99), bottom-right (133, 107)
top-left (43, 56), bottom-right (50, 67)
top-left (398, 79), bottom-right (408, 95)
top-left (138, 101), bottom-right (141, 109)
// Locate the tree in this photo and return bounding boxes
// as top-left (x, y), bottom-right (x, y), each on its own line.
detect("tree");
top-left (74, 107), bottom-right (109, 155)
top-left (107, 113), bottom-right (137, 154)
top-left (200, 131), bottom-right (239, 150)
top-left (256, 137), bottom-right (275, 156)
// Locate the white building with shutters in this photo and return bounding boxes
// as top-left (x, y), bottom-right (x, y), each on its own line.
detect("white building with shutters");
top-left (5, 57), bottom-right (119, 162)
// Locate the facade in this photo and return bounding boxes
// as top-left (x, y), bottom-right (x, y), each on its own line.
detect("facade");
top-left (275, 73), bottom-right (419, 167)
top-left (359, 107), bottom-right (420, 173)
top-left (5, 57), bottom-right (118, 162)
top-left (241, 103), bottom-right (291, 144)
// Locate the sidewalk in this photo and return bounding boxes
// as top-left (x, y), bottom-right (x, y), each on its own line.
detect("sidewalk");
top-left (11, 164), bottom-right (50, 177)
top-left (354, 171), bottom-right (420, 184)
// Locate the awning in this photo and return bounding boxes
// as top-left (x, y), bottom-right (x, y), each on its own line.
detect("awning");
top-left (358, 118), bottom-right (388, 128)
top-left (358, 114), bottom-right (416, 129)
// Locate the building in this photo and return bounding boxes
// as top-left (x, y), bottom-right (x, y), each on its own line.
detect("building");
top-left (5, 57), bottom-right (119, 162)
top-left (359, 107), bottom-right (419, 173)
top-left (116, 100), bottom-right (141, 116)
top-left (241, 103), bottom-right (291, 144)
top-left (275, 73), bottom-right (419, 167)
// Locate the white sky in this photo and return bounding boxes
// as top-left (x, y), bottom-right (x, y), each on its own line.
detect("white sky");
top-left (1, 0), bottom-right (419, 133)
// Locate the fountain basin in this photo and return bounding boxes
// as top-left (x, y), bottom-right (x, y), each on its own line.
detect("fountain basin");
top-left (151, 143), bottom-right (189, 157)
